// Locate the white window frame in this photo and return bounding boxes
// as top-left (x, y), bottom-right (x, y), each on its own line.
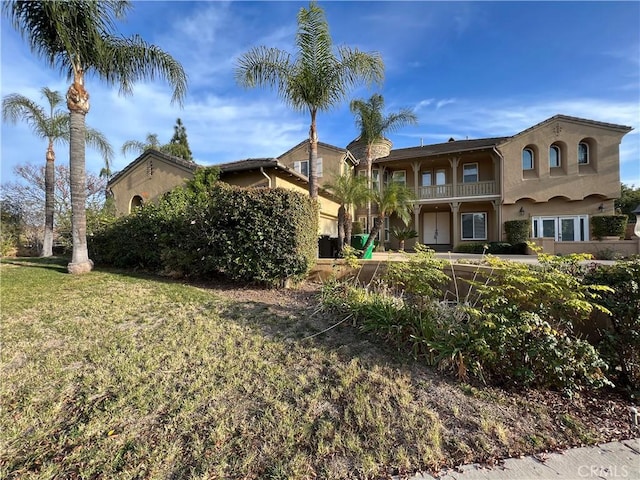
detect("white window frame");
top-left (371, 169), bottom-right (380, 191)
top-left (421, 170), bottom-right (432, 186)
top-left (461, 212), bottom-right (487, 241)
top-left (389, 170), bottom-right (406, 187)
top-left (550, 145), bottom-right (561, 168)
top-left (531, 215), bottom-right (589, 242)
top-left (293, 158), bottom-right (322, 177)
top-left (435, 168), bottom-right (446, 185)
top-left (462, 163), bottom-right (478, 183)
top-left (578, 142), bottom-right (589, 165)
top-left (522, 148), bottom-right (534, 170)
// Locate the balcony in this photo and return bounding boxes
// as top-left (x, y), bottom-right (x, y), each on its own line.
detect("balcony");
top-left (418, 180), bottom-right (498, 200)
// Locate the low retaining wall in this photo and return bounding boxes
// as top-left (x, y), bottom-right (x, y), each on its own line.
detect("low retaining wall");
top-left (530, 237), bottom-right (639, 257)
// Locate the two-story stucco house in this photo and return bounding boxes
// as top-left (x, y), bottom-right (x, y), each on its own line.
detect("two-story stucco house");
top-left (352, 115), bottom-right (633, 251)
top-left (107, 140), bottom-right (357, 237)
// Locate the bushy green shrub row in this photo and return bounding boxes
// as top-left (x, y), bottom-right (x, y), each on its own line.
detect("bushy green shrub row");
top-left (584, 258), bottom-right (640, 395)
top-left (322, 249), bottom-right (613, 393)
top-left (453, 241), bottom-right (528, 255)
top-left (90, 171), bottom-right (318, 286)
top-left (591, 215), bottom-right (627, 239)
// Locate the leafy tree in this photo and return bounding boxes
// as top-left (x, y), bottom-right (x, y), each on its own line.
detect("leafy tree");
top-left (235, 1), bottom-right (383, 199)
top-left (0, 163), bottom-right (107, 254)
top-left (616, 183), bottom-right (640, 224)
top-left (361, 181), bottom-right (415, 255)
top-left (350, 93), bottom-right (417, 226)
top-left (0, 198), bottom-right (24, 256)
top-left (4, 0), bottom-right (187, 274)
top-left (323, 171), bottom-right (370, 251)
top-left (2, 87), bottom-right (112, 256)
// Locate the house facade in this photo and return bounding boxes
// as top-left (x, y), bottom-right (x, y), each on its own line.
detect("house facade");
top-left (353, 115), bottom-right (633, 251)
top-left (107, 142), bottom-right (355, 237)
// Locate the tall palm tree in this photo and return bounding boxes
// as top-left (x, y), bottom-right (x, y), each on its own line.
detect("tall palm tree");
top-left (235, 1), bottom-right (384, 199)
top-left (4, 0), bottom-right (187, 274)
top-left (2, 87), bottom-right (113, 257)
top-left (323, 171), bottom-right (370, 251)
top-left (350, 93), bottom-right (418, 227)
top-left (360, 181), bottom-right (415, 256)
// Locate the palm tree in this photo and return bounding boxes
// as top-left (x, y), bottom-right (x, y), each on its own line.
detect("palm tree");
top-left (361, 181), bottom-right (415, 256)
top-left (323, 171), bottom-right (370, 251)
top-left (121, 133), bottom-right (163, 158)
top-left (2, 87), bottom-right (113, 257)
top-left (350, 93), bottom-right (418, 227)
top-left (235, 1), bottom-right (384, 199)
top-left (391, 225), bottom-right (418, 251)
top-left (4, 0), bottom-right (187, 274)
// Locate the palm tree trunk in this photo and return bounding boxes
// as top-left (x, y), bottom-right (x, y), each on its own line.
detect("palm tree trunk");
top-left (41, 143), bottom-right (55, 257)
top-left (361, 214), bottom-right (383, 256)
top-left (308, 109), bottom-right (318, 199)
top-left (344, 210), bottom-right (353, 249)
top-left (67, 79), bottom-right (93, 274)
top-left (337, 205), bottom-right (346, 251)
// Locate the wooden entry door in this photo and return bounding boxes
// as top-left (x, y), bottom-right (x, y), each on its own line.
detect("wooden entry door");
top-left (423, 212), bottom-right (450, 244)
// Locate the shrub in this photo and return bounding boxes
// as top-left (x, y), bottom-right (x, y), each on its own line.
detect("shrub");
top-left (583, 259), bottom-right (640, 395)
top-left (384, 244), bottom-right (449, 301)
top-left (591, 215), bottom-right (627, 240)
top-left (504, 219), bottom-right (530, 245)
top-left (453, 242), bottom-right (523, 255)
top-left (91, 180), bottom-right (318, 286)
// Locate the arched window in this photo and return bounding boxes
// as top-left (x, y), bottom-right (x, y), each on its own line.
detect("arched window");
top-left (578, 142), bottom-right (589, 164)
top-left (550, 145), bottom-right (561, 168)
top-left (130, 195), bottom-right (144, 212)
top-left (522, 148), bottom-right (534, 170)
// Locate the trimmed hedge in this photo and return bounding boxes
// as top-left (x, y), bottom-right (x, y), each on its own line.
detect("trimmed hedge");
top-left (453, 241), bottom-right (528, 255)
top-left (90, 182), bottom-right (318, 286)
top-left (504, 219), bottom-right (530, 245)
top-left (592, 215), bottom-right (627, 239)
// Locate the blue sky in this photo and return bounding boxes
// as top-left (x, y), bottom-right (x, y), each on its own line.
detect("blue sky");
top-left (2, 1), bottom-right (639, 188)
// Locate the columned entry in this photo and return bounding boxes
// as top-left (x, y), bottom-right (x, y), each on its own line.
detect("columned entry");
top-left (423, 212), bottom-right (451, 244)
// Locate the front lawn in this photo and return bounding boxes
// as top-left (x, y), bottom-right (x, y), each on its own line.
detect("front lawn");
top-left (1, 257), bottom-right (637, 479)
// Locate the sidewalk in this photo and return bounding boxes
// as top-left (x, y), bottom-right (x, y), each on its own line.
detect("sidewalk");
top-left (397, 439), bottom-right (639, 480)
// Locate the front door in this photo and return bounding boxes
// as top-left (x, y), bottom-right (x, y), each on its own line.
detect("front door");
top-left (423, 212), bottom-right (451, 244)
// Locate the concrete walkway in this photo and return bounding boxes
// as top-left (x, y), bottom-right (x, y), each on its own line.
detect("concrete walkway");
top-left (397, 439), bottom-right (639, 480)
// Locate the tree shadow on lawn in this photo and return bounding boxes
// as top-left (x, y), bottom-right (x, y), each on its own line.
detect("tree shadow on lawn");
top-left (1, 255), bottom-right (69, 273)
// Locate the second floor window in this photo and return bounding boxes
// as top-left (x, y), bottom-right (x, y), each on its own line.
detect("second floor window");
top-left (550, 145), bottom-right (561, 168)
top-left (522, 148), bottom-right (534, 170)
top-left (463, 163), bottom-right (478, 183)
top-left (386, 170), bottom-right (406, 187)
top-left (293, 158), bottom-right (323, 177)
top-left (372, 169), bottom-right (380, 191)
top-left (578, 143), bottom-right (589, 164)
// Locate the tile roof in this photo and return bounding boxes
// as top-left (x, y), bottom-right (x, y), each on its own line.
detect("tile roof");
top-left (108, 149), bottom-right (197, 186)
top-left (376, 137), bottom-right (509, 163)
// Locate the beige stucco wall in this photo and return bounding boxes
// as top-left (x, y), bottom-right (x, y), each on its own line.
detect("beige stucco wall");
top-left (278, 142), bottom-right (348, 183)
top-left (499, 118), bottom-right (625, 204)
top-left (109, 156), bottom-right (194, 216)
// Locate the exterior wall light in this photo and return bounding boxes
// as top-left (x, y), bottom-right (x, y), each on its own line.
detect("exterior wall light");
top-left (598, 203), bottom-right (605, 212)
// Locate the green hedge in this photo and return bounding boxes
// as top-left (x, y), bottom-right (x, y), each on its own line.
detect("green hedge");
top-left (592, 215), bottom-right (627, 239)
top-left (90, 182), bottom-right (318, 286)
top-left (453, 241), bottom-right (527, 255)
top-left (504, 219), bottom-right (530, 245)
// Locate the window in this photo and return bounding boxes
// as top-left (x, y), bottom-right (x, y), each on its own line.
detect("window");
top-left (522, 148), bottom-right (534, 170)
top-left (461, 212), bottom-right (487, 240)
top-left (357, 216), bottom-right (368, 232)
top-left (578, 142), bottom-right (589, 164)
top-left (384, 217), bottom-right (390, 242)
top-left (550, 145), bottom-right (561, 168)
top-left (463, 163), bottom-right (478, 183)
top-left (421, 171), bottom-right (432, 186)
top-left (293, 158), bottom-right (323, 177)
top-left (372, 169), bottom-right (380, 191)
top-left (435, 169), bottom-right (446, 185)
top-left (130, 195), bottom-right (144, 212)
top-left (531, 216), bottom-right (589, 242)
top-left (389, 170), bottom-right (406, 186)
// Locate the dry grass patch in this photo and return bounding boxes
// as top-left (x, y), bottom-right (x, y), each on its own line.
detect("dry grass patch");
top-left (1, 257), bottom-right (637, 479)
